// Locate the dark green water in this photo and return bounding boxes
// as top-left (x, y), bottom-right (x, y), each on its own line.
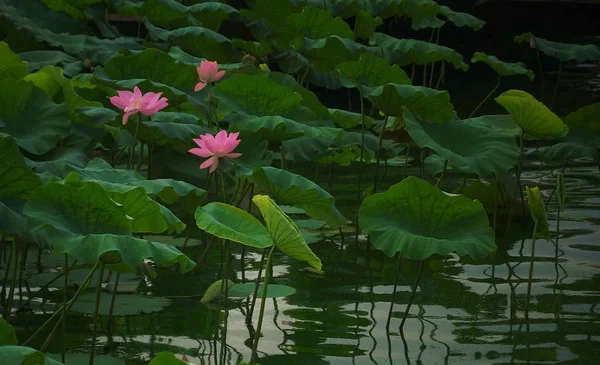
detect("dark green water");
top-left (9, 147), bottom-right (600, 365)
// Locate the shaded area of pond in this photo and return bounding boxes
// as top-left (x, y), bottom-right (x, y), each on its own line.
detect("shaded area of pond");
top-left (8, 148), bottom-right (600, 365)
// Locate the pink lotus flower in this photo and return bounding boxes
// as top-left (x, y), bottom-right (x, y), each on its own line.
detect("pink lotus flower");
top-left (109, 86), bottom-right (168, 125)
top-left (194, 61), bottom-right (226, 92)
top-left (189, 130), bottom-right (242, 173)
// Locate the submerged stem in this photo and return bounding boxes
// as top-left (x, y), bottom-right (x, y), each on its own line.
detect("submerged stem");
top-left (89, 262), bottom-right (106, 365)
top-left (386, 255), bottom-right (403, 330)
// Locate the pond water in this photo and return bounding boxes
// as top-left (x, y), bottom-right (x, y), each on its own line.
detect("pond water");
top-left (10, 149), bottom-right (600, 365)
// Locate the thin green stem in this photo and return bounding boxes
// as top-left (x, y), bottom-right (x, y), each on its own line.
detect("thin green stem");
top-left (435, 60), bottom-right (445, 89)
top-left (535, 48), bottom-right (545, 100)
top-left (207, 85), bottom-right (213, 128)
top-left (468, 75), bottom-right (501, 118)
top-left (128, 117), bottom-right (141, 170)
top-left (550, 61), bottom-right (563, 111)
top-left (355, 91), bottom-right (366, 244)
top-left (26, 261), bottom-right (100, 348)
top-left (505, 132), bottom-right (525, 236)
top-left (525, 221), bottom-right (538, 321)
top-left (5, 239), bottom-right (19, 321)
top-left (373, 115), bottom-right (388, 191)
top-left (250, 245), bottom-right (276, 364)
top-left (434, 159), bottom-right (448, 187)
top-left (399, 260), bottom-right (424, 331)
top-left (61, 255), bottom-right (68, 363)
top-left (386, 254), bottom-right (403, 330)
top-left (89, 262), bottom-right (106, 365)
top-left (106, 272), bottom-right (121, 342)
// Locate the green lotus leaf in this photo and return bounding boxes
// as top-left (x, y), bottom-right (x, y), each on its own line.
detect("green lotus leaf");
top-left (0, 136), bottom-right (43, 201)
top-left (266, 72), bottom-right (331, 121)
top-left (336, 53), bottom-right (411, 95)
top-left (300, 36), bottom-right (380, 72)
top-left (243, 167), bottom-right (347, 228)
top-left (25, 65), bottom-right (102, 123)
top-left (65, 173), bottom-right (185, 234)
top-left (329, 109), bottom-right (375, 128)
top-left (40, 0), bottom-right (103, 20)
top-left (188, 2), bottom-right (240, 31)
top-left (358, 176), bottom-right (496, 260)
top-left (366, 83), bottom-right (455, 121)
top-left (515, 32), bottom-right (600, 62)
top-left (148, 352), bottom-right (188, 365)
top-left (64, 158), bottom-right (206, 208)
top-left (0, 0), bottom-right (89, 34)
top-left (71, 293), bottom-right (171, 316)
top-left (228, 283), bottom-right (297, 298)
top-left (403, 108), bottom-right (519, 177)
top-left (101, 48), bottom-right (198, 94)
top-left (23, 180), bottom-right (194, 272)
top-left (233, 39), bottom-right (272, 59)
top-left (543, 102), bottom-right (600, 163)
top-left (471, 52), bottom-right (534, 80)
top-left (200, 279), bottom-right (235, 304)
top-left (495, 89), bottom-right (566, 139)
top-left (439, 6), bottom-right (485, 31)
top-left (229, 114), bottom-right (342, 144)
top-left (354, 9), bottom-right (383, 39)
top-left (240, 0), bottom-right (302, 45)
top-left (144, 20), bottom-right (240, 63)
top-left (282, 136), bottom-right (332, 162)
top-left (287, 6), bottom-right (354, 39)
top-left (195, 202), bottom-right (273, 248)
top-left (0, 346), bottom-right (65, 365)
top-left (213, 73), bottom-right (303, 116)
top-left (370, 33), bottom-right (468, 71)
top-left (0, 42), bottom-right (29, 83)
top-left (303, 0), bottom-right (356, 17)
top-left (526, 186), bottom-right (551, 241)
top-left (140, 0), bottom-right (197, 29)
top-left (47, 353), bottom-right (125, 365)
top-left (253, 194), bottom-right (322, 270)
top-left (460, 180), bottom-right (509, 214)
top-left (411, 14), bottom-right (445, 30)
top-left (0, 317), bottom-right (17, 346)
top-left (0, 80), bottom-right (71, 155)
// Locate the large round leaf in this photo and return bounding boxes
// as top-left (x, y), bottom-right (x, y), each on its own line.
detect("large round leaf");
top-left (336, 52), bottom-right (411, 95)
top-left (194, 202), bottom-right (273, 249)
top-left (0, 346), bottom-right (65, 365)
top-left (253, 194), bottom-right (322, 270)
top-left (213, 73), bottom-right (303, 117)
top-left (0, 41), bottom-right (29, 83)
top-left (0, 317), bottom-right (17, 346)
top-left (403, 108), bottom-right (519, 177)
top-left (370, 33), bottom-right (468, 71)
top-left (366, 83), bottom-right (455, 122)
top-left (471, 52), bottom-right (534, 80)
top-left (515, 32), bottom-right (600, 62)
top-left (495, 89), bottom-right (566, 139)
top-left (71, 293), bottom-right (171, 316)
top-left (0, 80), bottom-right (70, 155)
top-left (23, 181), bottom-right (195, 272)
top-left (243, 167), bottom-right (346, 228)
top-left (286, 5), bottom-right (353, 39)
top-left (358, 176), bottom-right (496, 260)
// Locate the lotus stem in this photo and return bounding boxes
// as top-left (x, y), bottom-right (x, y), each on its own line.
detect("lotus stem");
top-left (128, 116), bottom-right (141, 170)
top-left (469, 75), bottom-right (502, 118)
top-left (400, 260), bottom-right (424, 331)
top-left (555, 210), bottom-right (561, 263)
top-left (61, 255), bottom-right (68, 363)
top-left (535, 48), bottom-right (545, 100)
top-left (525, 221), bottom-right (538, 321)
top-left (429, 30), bottom-right (440, 88)
top-left (544, 157), bottom-right (569, 212)
top-left (36, 246), bottom-right (43, 273)
top-left (435, 60), bottom-right (445, 89)
top-left (147, 145), bottom-right (153, 179)
top-left (220, 240), bottom-right (230, 365)
top-left (207, 85), bottom-right (213, 128)
top-left (355, 91), bottom-right (367, 245)
top-left (5, 238), bottom-right (19, 321)
top-left (402, 144), bottom-right (411, 179)
top-left (386, 254), bottom-right (403, 330)
top-left (550, 61), bottom-right (563, 111)
top-left (0, 244), bottom-right (12, 314)
top-left (250, 245), bottom-right (276, 364)
top-left (374, 115), bottom-right (389, 191)
top-left (89, 261), bottom-right (106, 365)
top-left (280, 146), bottom-right (286, 169)
top-left (18, 243), bottom-right (28, 306)
top-left (106, 272), bottom-right (120, 344)
top-left (434, 159), bottom-right (448, 187)
top-left (28, 261), bottom-right (100, 349)
top-left (410, 64), bottom-right (416, 81)
top-left (423, 64), bottom-right (427, 86)
top-left (505, 131), bottom-right (525, 237)
top-left (249, 248), bottom-right (267, 317)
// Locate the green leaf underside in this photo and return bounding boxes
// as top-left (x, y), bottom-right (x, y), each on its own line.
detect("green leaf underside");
top-left (471, 51), bottom-right (534, 80)
top-left (253, 195), bottom-right (322, 270)
top-left (195, 202), bottom-right (273, 248)
top-left (515, 32), bottom-right (600, 62)
top-left (359, 176), bottom-right (496, 260)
